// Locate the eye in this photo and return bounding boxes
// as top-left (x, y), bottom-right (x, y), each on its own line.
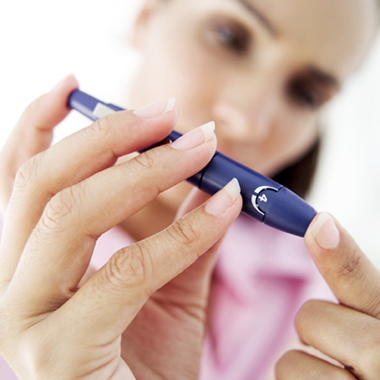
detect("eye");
top-left (208, 18), bottom-right (251, 55)
top-left (287, 77), bottom-right (323, 109)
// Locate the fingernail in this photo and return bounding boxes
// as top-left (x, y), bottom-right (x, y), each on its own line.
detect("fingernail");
top-left (171, 121), bottom-right (215, 150)
top-left (133, 98), bottom-right (176, 119)
top-left (51, 74), bottom-right (78, 92)
top-left (311, 212), bottom-right (340, 250)
top-left (205, 178), bottom-right (241, 216)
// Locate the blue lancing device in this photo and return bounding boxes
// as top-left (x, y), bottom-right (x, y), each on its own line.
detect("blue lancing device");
top-left (68, 89), bottom-right (317, 237)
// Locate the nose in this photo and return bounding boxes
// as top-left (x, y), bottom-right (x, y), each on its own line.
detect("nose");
top-left (212, 71), bottom-right (280, 145)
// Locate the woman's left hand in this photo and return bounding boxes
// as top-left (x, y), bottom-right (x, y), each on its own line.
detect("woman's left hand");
top-left (0, 78), bottom-right (242, 379)
top-left (276, 212), bottom-right (380, 380)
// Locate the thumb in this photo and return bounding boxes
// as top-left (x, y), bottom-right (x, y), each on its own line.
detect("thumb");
top-left (304, 212), bottom-right (380, 319)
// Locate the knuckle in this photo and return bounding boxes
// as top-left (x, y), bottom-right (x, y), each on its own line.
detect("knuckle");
top-left (337, 247), bottom-right (362, 280)
top-left (12, 170), bottom-right (30, 203)
top-left (131, 149), bottom-right (158, 171)
top-left (10, 155), bottom-right (45, 208)
top-left (13, 156), bottom-right (39, 195)
top-left (167, 218), bottom-right (199, 249)
top-left (85, 116), bottom-right (113, 142)
top-left (103, 244), bottom-right (150, 291)
top-left (40, 187), bottom-right (79, 231)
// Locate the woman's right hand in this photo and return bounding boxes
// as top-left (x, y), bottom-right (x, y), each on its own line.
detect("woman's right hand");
top-left (0, 77), bottom-right (242, 379)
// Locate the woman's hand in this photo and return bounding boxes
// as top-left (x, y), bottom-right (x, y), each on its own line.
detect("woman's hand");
top-left (0, 75), bottom-right (79, 208)
top-left (0, 77), bottom-right (242, 379)
top-left (276, 212), bottom-right (380, 380)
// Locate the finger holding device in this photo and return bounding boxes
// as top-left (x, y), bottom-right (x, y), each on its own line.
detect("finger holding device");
top-left (68, 89), bottom-right (317, 237)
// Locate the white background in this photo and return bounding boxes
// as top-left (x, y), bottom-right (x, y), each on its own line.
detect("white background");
top-left (1, 0), bottom-right (380, 267)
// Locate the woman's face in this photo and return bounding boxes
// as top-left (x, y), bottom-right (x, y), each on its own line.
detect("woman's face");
top-left (129, 0), bottom-right (376, 176)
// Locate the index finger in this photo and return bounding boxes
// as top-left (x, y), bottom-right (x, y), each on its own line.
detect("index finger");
top-left (304, 212), bottom-right (380, 319)
top-left (0, 100), bottom-right (177, 291)
top-left (53, 180), bottom-right (242, 343)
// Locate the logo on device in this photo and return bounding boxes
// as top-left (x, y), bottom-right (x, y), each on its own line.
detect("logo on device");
top-left (251, 186), bottom-right (278, 216)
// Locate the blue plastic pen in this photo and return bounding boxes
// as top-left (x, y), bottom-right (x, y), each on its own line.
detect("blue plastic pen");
top-left (68, 89), bottom-right (317, 237)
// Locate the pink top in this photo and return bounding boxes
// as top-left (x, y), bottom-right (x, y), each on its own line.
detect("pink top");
top-left (0, 215), bottom-right (332, 379)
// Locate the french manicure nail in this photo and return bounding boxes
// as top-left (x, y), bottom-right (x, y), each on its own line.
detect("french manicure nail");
top-left (133, 98), bottom-right (176, 119)
top-left (205, 178), bottom-right (241, 216)
top-left (171, 121), bottom-right (215, 150)
top-left (311, 212), bottom-right (340, 250)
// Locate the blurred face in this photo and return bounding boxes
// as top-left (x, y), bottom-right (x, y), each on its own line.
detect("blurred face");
top-left (129, 0), bottom-right (376, 176)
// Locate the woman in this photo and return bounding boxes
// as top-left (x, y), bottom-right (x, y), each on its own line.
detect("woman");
top-left (0, 0), bottom-right (379, 379)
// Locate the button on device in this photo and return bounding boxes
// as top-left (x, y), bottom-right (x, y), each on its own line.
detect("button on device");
top-left (251, 186), bottom-right (279, 216)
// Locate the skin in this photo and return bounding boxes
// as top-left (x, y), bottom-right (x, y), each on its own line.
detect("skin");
top-left (0, 0), bottom-right (379, 379)
top-left (122, 0), bottom-right (377, 239)
top-left (0, 79), bottom-right (242, 379)
top-left (130, 0), bottom-right (375, 173)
